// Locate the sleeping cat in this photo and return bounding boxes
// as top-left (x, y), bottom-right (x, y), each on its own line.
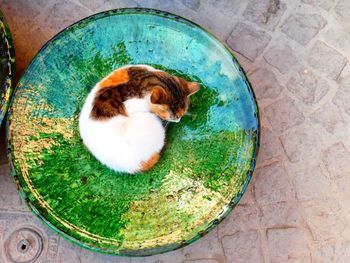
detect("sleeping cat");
top-left (79, 65), bottom-right (200, 173)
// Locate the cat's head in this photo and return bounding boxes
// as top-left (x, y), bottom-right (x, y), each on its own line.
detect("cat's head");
top-left (148, 72), bottom-right (200, 122)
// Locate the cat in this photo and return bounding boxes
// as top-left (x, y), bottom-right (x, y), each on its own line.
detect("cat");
top-left (79, 65), bottom-right (200, 174)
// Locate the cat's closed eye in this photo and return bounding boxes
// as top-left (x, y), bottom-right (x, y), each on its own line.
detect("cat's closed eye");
top-left (148, 76), bottom-right (200, 122)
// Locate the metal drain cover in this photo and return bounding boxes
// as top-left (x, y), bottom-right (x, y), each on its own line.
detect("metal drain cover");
top-left (4, 227), bottom-right (43, 263)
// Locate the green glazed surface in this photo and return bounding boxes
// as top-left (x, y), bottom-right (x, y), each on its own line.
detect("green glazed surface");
top-left (7, 8), bottom-right (259, 256)
top-left (0, 10), bottom-right (15, 125)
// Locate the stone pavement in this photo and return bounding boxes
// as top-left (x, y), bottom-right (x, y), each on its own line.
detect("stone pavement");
top-left (0, 0), bottom-right (350, 262)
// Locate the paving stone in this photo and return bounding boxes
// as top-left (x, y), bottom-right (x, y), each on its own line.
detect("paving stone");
top-left (292, 164), bottom-right (333, 201)
top-left (31, 0), bottom-right (51, 8)
top-left (265, 96), bottom-right (305, 134)
top-left (254, 162), bottom-right (295, 205)
top-left (258, 126), bottom-right (284, 163)
top-left (238, 182), bottom-right (256, 205)
top-left (218, 205), bottom-right (259, 238)
top-left (1, 0), bottom-right (40, 30)
top-left (333, 90), bottom-right (350, 116)
top-left (249, 68), bottom-right (284, 100)
top-left (0, 127), bottom-right (7, 165)
top-left (323, 23), bottom-right (350, 54)
top-left (301, 198), bottom-right (350, 242)
top-left (78, 0), bottom-right (139, 12)
top-left (0, 164), bottom-right (28, 212)
top-left (227, 23), bottom-right (272, 62)
top-left (11, 25), bottom-right (50, 77)
top-left (307, 41), bottom-right (347, 80)
top-left (313, 241), bottom-right (350, 263)
top-left (309, 103), bottom-right (346, 135)
top-left (180, 0), bottom-right (201, 11)
top-left (335, 0), bottom-right (350, 21)
top-left (323, 142), bottom-right (350, 193)
top-left (183, 259), bottom-right (219, 263)
top-left (267, 227), bottom-right (312, 263)
top-left (301, 0), bottom-right (336, 11)
top-left (242, 0), bottom-right (286, 30)
top-left (179, 229), bottom-right (225, 263)
top-left (222, 230), bottom-right (263, 263)
top-left (77, 0), bottom-right (110, 11)
top-left (4, 0), bottom-right (53, 9)
top-left (133, 0), bottom-right (179, 10)
top-left (183, 260), bottom-right (218, 263)
top-left (287, 255), bottom-right (312, 263)
top-left (205, 0), bottom-right (246, 19)
top-left (281, 13), bottom-right (327, 45)
top-left (260, 202), bottom-right (302, 228)
top-left (259, 108), bottom-right (272, 129)
top-left (57, 240), bottom-right (84, 263)
top-left (194, 0), bottom-right (248, 40)
top-left (339, 75), bottom-right (350, 93)
top-left (287, 68), bottom-right (329, 105)
top-left (263, 43), bottom-right (300, 74)
top-left (43, 0), bottom-right (91, 34)
top-left (280, 123), bottom-right (322, 163)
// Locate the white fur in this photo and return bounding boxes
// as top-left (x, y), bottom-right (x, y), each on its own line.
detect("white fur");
top-left (79, 66), bottom-right (165, 174)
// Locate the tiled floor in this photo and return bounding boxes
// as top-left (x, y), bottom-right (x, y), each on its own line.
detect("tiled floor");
top-left (1, 0), bottom-right (350, 262)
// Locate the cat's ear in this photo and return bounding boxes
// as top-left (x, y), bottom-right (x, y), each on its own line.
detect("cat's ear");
top-left (187, 82), bottom-right (200, 96)
top-left (150, 87), bottom-right (167, 104)
top-left (177, 77), bottom-right (200, 96)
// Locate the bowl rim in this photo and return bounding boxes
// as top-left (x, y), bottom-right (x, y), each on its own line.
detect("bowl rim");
top-left (0, 10), bottom-right (15, 125)
top-left (5, 7), bottom-right (260, 257)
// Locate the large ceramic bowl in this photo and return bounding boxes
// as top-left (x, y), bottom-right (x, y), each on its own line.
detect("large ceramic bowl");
top-left (7, 8), bottom-right (259, 256)
top-left (0, 10), bottom-right (15, 125)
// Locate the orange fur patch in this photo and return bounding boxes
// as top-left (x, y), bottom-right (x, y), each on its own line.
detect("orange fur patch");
top-left (177, 108), bottom-right (186, 117)
top-left (150, 104), bottom-right (170, 120)
top-left (99, 68), bottom-right (129, 88)
top-left (140, 152), bottom-right (160, 172)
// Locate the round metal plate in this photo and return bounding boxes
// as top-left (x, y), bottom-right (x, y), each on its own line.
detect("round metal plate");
top-left (4, 227), bottom-right (43, 263)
